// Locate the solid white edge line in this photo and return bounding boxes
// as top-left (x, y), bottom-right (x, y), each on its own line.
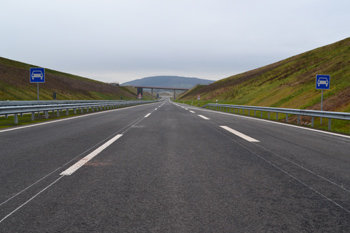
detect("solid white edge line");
top-left (60, 134), bottom-right (123, 176)
top-left (190, 111), bottom-right (195, 113)
top-left (221, 126), bottom-right (259, 142)
top-left (198, 115), bottom-right (210, 120)
top-left (145, 113), bottom-right (151, 117)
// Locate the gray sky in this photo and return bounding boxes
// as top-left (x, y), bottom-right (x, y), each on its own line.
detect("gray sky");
top-left (1, 0), bottom-right (349, 84)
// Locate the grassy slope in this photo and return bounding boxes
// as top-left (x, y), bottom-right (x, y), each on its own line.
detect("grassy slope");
top-left (0, 57), bottom-right (136, 100)
top-left (180, 38), bottom-right (350, 113)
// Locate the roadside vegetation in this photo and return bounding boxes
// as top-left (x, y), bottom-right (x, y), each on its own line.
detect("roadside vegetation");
top-left (178, 37), bottom-right (350, 134)
top-left (0, 57), bottom-right (156, 101)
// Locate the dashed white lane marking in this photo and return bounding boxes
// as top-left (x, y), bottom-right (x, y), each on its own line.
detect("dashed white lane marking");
top-left (60, 134), bottom-right (123, 176)
top-left (145, 113), bottom-right (151, 117)
top-left (155, 108), bottom-right (157, 110)
top-left (220, 126), bottom-right (259, 142)
top-left (198, 115), bottom-right (210, 120)
top-left (190, 111), bottom-right (195, 113)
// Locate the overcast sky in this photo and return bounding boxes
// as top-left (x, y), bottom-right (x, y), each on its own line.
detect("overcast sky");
top-left (1, 0), bottom-right (349, 84)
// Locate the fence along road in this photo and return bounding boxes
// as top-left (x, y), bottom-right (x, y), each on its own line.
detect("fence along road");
top-left (0, 99), bottom-right (349, 232)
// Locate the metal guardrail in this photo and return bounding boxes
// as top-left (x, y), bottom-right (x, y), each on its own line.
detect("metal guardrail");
top-left (0, 100), bottom-right (132, 106)
top-left (203, 103), bottom-right (350, 131)
top-left (0, 100), bottom-right (158, 124)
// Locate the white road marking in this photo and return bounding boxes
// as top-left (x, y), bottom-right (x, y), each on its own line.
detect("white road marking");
top-left (190, 111), bottom-right (195, 113)
top-left (185, 108), bottom-right (188, 110)
top-left (155, 108), bottom-right (157, 110)
top-left (220, 126), bottom-right (259, 142)
top-left (60, 134), bottom-right (123, 176)
top-left (191, 107), bottom-right (350, 140)
top-left (198, 115), bottom-right (210, 120)
top-left (145, 113), bottom-right (151, 117)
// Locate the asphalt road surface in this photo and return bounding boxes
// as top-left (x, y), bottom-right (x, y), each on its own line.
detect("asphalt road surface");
top-left (1, 98), bottom-right (350, 232)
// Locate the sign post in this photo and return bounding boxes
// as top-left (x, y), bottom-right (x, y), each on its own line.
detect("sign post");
top-left (30, 68), bottom-right (45, 101)
top-left (316, 74), bottom-right (330, 124)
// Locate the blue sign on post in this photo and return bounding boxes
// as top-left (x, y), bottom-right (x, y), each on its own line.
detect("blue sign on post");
top-left (30, 68), bottom-right (45, 83)
top-left (316, 74), bottom-right (330, 90)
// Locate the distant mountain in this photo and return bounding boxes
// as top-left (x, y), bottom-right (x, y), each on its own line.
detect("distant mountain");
top-left (121, 76), bottom-right (214, 89)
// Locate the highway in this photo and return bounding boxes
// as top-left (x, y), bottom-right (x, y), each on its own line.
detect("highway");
top-left (1, 98), bottom-right (350, 232)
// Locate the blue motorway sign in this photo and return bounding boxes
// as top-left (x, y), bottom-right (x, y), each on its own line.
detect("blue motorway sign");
top-left (30, 67), bottom-right (45, 83)
top-left (316, 74), bottom-right (330, 90)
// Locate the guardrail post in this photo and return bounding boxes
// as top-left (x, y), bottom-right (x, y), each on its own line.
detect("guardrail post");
top-left (14, 114), bottom-right (18, 124)
top-left (297, 115), bottom-right (300, 125)
top-left (66, 109), bottom-right (69, 115)
top-left (286, 114), bottom-right (288, 123)
top-left (254, 110), bottom-right (256, 116)
top-left (81, 108), bottom-right (84, 114)
top-left (31, 112), bottom-right (35, 121)
top-left (311, 117), bottom-right (314, 127)
top-left (57, 110), bottom-right (60, 117)
top-left (45, 111), bottom-right (48, 119)
top-left (5, 114), bottom-right (8, 119)
top-left (268, 112), bottom-right (270, 119)
top-left (261, 111), bottom-right (263, 118)
top-left (276, 113), bottom-right (278, 121)
top-left (248, 110), bottom-right (250, 115)
top-left (328, 119), bottom-right (331, 130)
top-left (74, 108), bottom-right (76, 114)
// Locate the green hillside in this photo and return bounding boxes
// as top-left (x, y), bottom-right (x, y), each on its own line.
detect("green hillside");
top-left (0, 57), bottom-right (143, 100)
top-left (179, 37), bottom-right (350, 113)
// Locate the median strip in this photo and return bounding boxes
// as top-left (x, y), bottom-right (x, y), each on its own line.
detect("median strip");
top-left (60, 134), bottom-right (123, 176)
top-left (220, 126), bottom-right (259, 142)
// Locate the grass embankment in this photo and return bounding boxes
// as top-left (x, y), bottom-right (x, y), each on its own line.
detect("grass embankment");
top-left (0, 57), bottom-right (157, 128)
top-left (178, 37), bottom-right (350, 134)
top-left (0, 57), bottom-right (140, 100)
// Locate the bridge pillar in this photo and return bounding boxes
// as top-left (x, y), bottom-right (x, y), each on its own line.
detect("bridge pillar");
top-left (137, 87), bottom-right (143, 99)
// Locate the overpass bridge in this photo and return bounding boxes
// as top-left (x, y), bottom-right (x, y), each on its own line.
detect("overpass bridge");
top-left (133, 86), bottom-right (190, 99)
